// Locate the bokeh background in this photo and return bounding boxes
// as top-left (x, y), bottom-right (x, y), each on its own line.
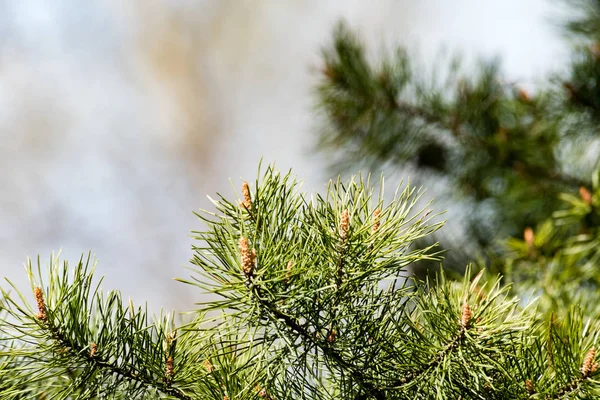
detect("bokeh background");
top-left (0, 0), bottom-right (568, 312)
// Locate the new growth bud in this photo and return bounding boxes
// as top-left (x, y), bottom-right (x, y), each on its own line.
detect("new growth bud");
top-left (339, 209), bottom-right (349, 241)
top-left (525, 379), bottom-right (534, 394)
top-left (239, 237), bottom-right (256, 277)
top-left (518, 88), bottom-right (530, 103)
top-left (89, 342), bottom-right (97, 358)
top-left (34, 287), bottom-right (47, 321)
top-left (328, 329), bottom-right (336, 343)
top-left (461, 302), bottom-right (472, 329)
top-left (285, 260), bottom-right (294, 282)
top-left (524, 227), bottom-right (534, 247)
top-left (241, 181), bottom-right (252, 211)
top-left (582, 347), bottom-right (597, 377)
top-left (372, 208), bottom-right (381, 233)
top-left (165, 356), bottom-right (174, 378)
top-left (580, 186), bottom-right (593, 206)
top-left (255, 385), bottom-right (270, 398)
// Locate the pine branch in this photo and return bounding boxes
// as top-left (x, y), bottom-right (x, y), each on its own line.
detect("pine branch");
top-left (0, 255), bottom-right (200, 399)
top-left (36, 318), bottom-right (191, 400)
top-left (246, 272), bottom-right (386, 399)
top-left (2, 164), bottom-right (600, 398)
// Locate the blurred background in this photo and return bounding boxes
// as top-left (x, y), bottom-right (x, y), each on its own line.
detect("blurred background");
top-left (0, 0), bottom-right (568, 311)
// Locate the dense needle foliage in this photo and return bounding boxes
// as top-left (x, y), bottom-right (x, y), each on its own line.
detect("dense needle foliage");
top-left (1, 165), bottom-right (600, 399)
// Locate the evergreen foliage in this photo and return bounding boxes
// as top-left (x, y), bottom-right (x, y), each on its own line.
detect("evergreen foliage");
top-left (2, 166), bottom-right (600, 399)
top-left (315, 4), bottom-right (600, 270)
top-left (3, 2), bottom-right (600, 398)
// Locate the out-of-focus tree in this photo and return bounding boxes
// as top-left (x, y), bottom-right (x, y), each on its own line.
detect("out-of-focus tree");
top-left (314, 2), bottom-right (600, 279)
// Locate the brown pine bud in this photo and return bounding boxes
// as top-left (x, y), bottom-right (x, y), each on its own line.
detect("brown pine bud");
top-left (339, 209), bottom-right (349, 241)
top-left (525, 379), bottom-right (534, 394)
top-left (518, 88), bottom-right (530, 103)
top-left (461, 302), bottom-right (472, 329)
top-left (285, 261), bottom-right (294, 282)
top-left (524, 227), bottom-right (534, 247)
top-left (89, 342), bottom-right (97, 358)
top-left (328, 329), bottom-right (336, 343)
top-left (580, 186), bottom-right (593, 205)
top-left (372, 208), bottom-right (381, 233)
top-left (241, 181), bottom-right (252, 211)
top-left (165, 356), bottom-right (174, 378)
top-left (204, 359), bottom-right (214, 373)
top-left (582, 347), bottom-right (596, 377)
top-left (255, 385), bottom-right (269, 398)
top-left (34, 287), bottom-right (47, 321)
top-left (239, 237), bottom-right (255, 276)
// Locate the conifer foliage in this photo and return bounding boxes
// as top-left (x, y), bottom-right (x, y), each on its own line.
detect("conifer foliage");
top-left (2, 165), bottom-right (600, 399)
top-left (315, 3), bottom-right (600, 270)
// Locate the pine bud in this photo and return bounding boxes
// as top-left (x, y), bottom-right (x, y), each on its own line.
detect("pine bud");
top-left (525, 379), bottom-right (534, 394)
top-left (166, 356), bottom-right (174, 378)
top-left (518, 88), bottom-right (530, 103)
top-left (461, 302), bottom-right (472, 329)
top-left (224, 397), bottom-right (229, 400)
top-left (523, 227), bottom-right (534, 247)
top-left (582, 347), bottom-right (596, 377)
top-left (339, 209), bottom-right (349, 241)
top-left (239, 237), bottom-right (255, 276)
top-left (34, 287), bottom-right (47, 321)
top-left (580, 186), bottom-right (593, 205)
top-left (328, 329), bottom-right (336, 343)
top-left (89, 342), bottom-right (97, 358)
top-left (255, 385), bottom-right (269, 398)
top-left (241, 181), bottom-right (252, 211)
top-left (372, 208), bottom-right (381, 233)
top-left (204, 359), bottom-right (214, 373)
top-left (285, 260), bottom-right (294, 282)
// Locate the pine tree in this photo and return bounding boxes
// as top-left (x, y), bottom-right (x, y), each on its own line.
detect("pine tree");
top-left (2, 165), bottom-right (600, 399)
top-left (315, 3), bottom-right (600, 274)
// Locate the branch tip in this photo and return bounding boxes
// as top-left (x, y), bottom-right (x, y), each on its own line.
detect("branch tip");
top-left (89, 342), bottom-right (97, 358)
top-left (372, 208), bottom-right (381, 233)
top-left (580, 186), bottom-right (593, 205)
top-left (339, 209), bottom-right (349, 241)
top-left (285, 260), bottom-right (294, 282)
top-left (165, 356), bottom-right (174, 379)
top-left (34, 287), bottom-right (47, 321)
top-left (239, 237), bottom-right (256, 277)
top-left (241, 181), bottom-right (252, 211)
top-left (461, 302), bottom-right (472, 329)
top-left (582, 347), bottom-right (597, 377)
